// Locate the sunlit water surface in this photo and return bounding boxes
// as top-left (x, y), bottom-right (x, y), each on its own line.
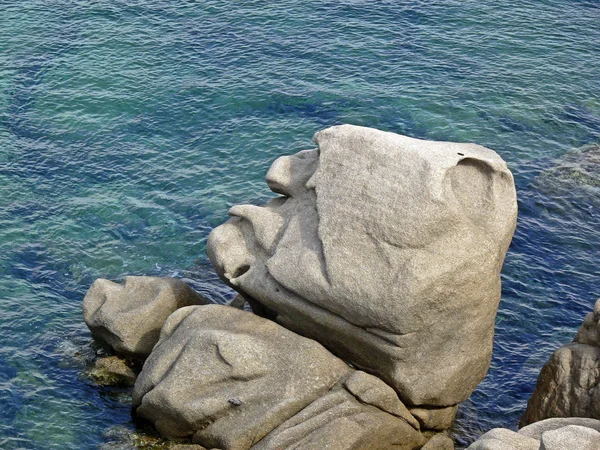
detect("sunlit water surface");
top-left (0, 1), bottom-right (599, 448)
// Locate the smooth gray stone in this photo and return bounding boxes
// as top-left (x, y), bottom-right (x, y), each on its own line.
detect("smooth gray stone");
top-left (539, 425), bottom-right (600, 450)
top-left (469, 419), bottom-right (600, 450)
top-left (208, 124), bottom-right (517, 408)
top-left (519, 417), bottom-right (600, 439)
top-left (83, 276), bottom-right (208, 357)
top-left (467, 428), bottom-right (539, 450)
top-left (133, 305), bottom-right (424, 450)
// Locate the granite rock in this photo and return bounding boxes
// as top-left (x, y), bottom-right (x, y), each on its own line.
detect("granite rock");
top-left (83, 276), bottom-right (209, 358)
top-left (132, 305), bottom-right (424, 450)
top-left (466, 428), bottom-right (539, 450)
top-left (520, 299), bottom-right (600, 426)
top-left (467, 418), bottom-right (600, 450)
top-left (539, 424), bottom-right (600, 450)
top-left (252, 383), bottom-right (424, 450)
top-left (208, 124), bottom-right (517, 407)
top-left (519, 417), bottom-right (600, 439)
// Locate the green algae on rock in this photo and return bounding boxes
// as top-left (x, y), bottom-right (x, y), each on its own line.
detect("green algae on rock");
top-left (101, 424), bottom-right (207, 450)
top-left (86, 356), bottom-right (137, 388)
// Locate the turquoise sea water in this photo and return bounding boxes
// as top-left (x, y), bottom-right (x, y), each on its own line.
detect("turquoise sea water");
top-left (0, 1), bottom-right (598, 448)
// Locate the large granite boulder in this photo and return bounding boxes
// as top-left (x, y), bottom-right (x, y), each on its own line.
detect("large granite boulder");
top-left (521, 298), bottom-right (600, 426)
top-left (83, 276), bottom-right (209, 357)
top-left (208, 124), bottom-right (517, 407)
top-left (132, 304), bottom-right (426, 450)
top-left (467, 418), bottom-right (600, 450)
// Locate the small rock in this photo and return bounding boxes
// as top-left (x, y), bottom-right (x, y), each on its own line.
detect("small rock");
top-left (83, 276), bottom-right (209, 358)
top-left (88, 356), bottom-right (136, 387)
top-left (101, 424), bottom-right (174, 449)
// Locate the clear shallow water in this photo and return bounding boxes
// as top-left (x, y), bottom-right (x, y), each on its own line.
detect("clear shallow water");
top-left (0, 1), bottom-right (598, 448)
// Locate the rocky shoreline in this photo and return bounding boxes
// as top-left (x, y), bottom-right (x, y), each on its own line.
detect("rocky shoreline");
top-left (81, 126), bottom-right (597, 449)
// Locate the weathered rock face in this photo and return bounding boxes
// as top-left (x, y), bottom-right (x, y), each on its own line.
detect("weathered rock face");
top-left (520, 298), bottom-right (600, 427)
top-left (83, 276), bottom-right (209, 357)
top-left (132, 305), bottom-right (425, 450)
top-left (467, 418), bottom-right (600, 450)
top-left (539, 425), bottom-right (600, 450)
top-left (208, 124), bottom-right (517, 407)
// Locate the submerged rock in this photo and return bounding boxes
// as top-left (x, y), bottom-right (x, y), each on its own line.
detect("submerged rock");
top-left (534, 143), bottom-right (600, 213)
top-left (208, 124), bottom-right (517, 407)
top-left (467, 418), bottom-right (600, 450)
top-left (132, 304), bottom-right (425, 450)
top-left (520, 298), bottom-right (600, 426)
top-left (536, 143), bottom-right (600, 190)
top-left (83, 276), bottom-right (209, 358)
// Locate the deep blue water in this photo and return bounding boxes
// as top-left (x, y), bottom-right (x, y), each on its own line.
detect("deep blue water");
top-left (0, 1), bottom-right (598, 448)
